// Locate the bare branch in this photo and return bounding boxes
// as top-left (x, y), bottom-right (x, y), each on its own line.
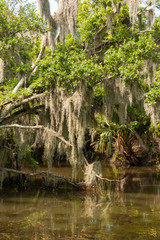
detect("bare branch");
top-left (12, 34), bottom-right (47, 94)
top-left (0, 167), bottom-right (78, 188)
top-left (96, 174), bottom-right (127, 182)
top-left (0, 124), bottom-right (72, 146)
top-left (12, 76), bottom-right (26, 93)
top-left (31, 34), bottom-right (47, 73)
top-left (138, 30), bottom-right (152, 33)
top-left (0, 124), bottom-right (44, 130)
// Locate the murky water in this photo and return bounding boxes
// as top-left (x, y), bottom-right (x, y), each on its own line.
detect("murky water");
top-left (1, 166), bottom-right (160, 240)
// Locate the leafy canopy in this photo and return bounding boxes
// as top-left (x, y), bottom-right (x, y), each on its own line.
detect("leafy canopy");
top-left (0, 0), bottom-right (46, 82)
top-left (78, 0), bottom-right (160, 102)
top-left (32, 35), bottom-right (104, 93)
top-left (104, 33), bottom-right (159, 86)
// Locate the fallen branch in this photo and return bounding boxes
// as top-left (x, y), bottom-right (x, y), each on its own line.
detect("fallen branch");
top-left (0, 167), bottom-right (78, 188)
top-left (96, 174), bottom-right (127, 182)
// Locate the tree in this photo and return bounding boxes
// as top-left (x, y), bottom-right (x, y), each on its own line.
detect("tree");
top-left (0, 0), bottom-right (160, 189)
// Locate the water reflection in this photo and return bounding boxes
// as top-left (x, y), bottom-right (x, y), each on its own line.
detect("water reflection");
top-left (1, 166), bottom-right (160, 240)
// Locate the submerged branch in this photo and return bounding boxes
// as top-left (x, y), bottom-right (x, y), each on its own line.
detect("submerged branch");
top-left (96, 174), bottom-right (127, 182)
top-left (0, 167), bottom-right (79, 188)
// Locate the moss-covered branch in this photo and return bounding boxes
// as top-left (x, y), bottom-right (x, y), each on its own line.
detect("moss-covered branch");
top-left (0, 124), bottom-right (72, 146)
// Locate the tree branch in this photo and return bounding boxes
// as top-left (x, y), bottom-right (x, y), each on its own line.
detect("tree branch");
top-left (0, 105), bottom-right (43, 125)
top-left (96, 174), bottom-right (127, 182)
top-left (12, 35), bottom-right (47, 94)
top-left (0, 93), bottom-right (44, 123)
top-left (30, 34), bottom-right (47, 73)
top-left (0, 167), bottom-right (79, 188)
top-left (138, 30), bottom-right (152, 34)
top-left (0, 124), bottom-right (44, 130)
top-left (0, 124), bottom-right (72, 146)
top-left (12, 76), bottom-right (26, 93)
top-left (13, 93), bottom-right (44, 109)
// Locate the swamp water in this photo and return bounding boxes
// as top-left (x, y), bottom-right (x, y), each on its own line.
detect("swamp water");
top-left (1, 166), bottom-right (160, 240)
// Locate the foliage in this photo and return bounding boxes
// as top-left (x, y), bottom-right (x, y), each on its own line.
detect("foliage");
top-left (77, 0), bottom-right (114, 42)
top-left (94, 85), bottom-right (104, 105)
top-left (127, 105), bottom-right (151, 134)
top-left (104, 4), bottom-right (131, 44)
top-left (32, 35), bottom-right (104, 93)
top-left (91, 116), bottom-right (132, 157)
top-left (149, 123), bottom-right (160, 137)
top-left (146, 70), bottom-right (160, 105)
top-left (25, 147), bottom-right (38, 170)
top-left (0, 0), bottom-right (46, 83)
top-left (78, 0), bottom-right (160, 92)
top-left (91, 119), bottom-right (116, 157)
top-left (0, 0), bottom-right (160, 171)
top-left (0, 84), bottom-right (33, 104)
top-left (104, 33), bottom-right (159, 86)
top-left (152, 17), bottom-right (160, 41)
top-left (78, 0), bottom-right (132, 44)
top-left (17, 145), bottom-right (39, 170)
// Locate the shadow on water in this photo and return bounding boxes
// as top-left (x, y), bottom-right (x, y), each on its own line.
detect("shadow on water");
top-left (1, 166), bottom-right (160, 240)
